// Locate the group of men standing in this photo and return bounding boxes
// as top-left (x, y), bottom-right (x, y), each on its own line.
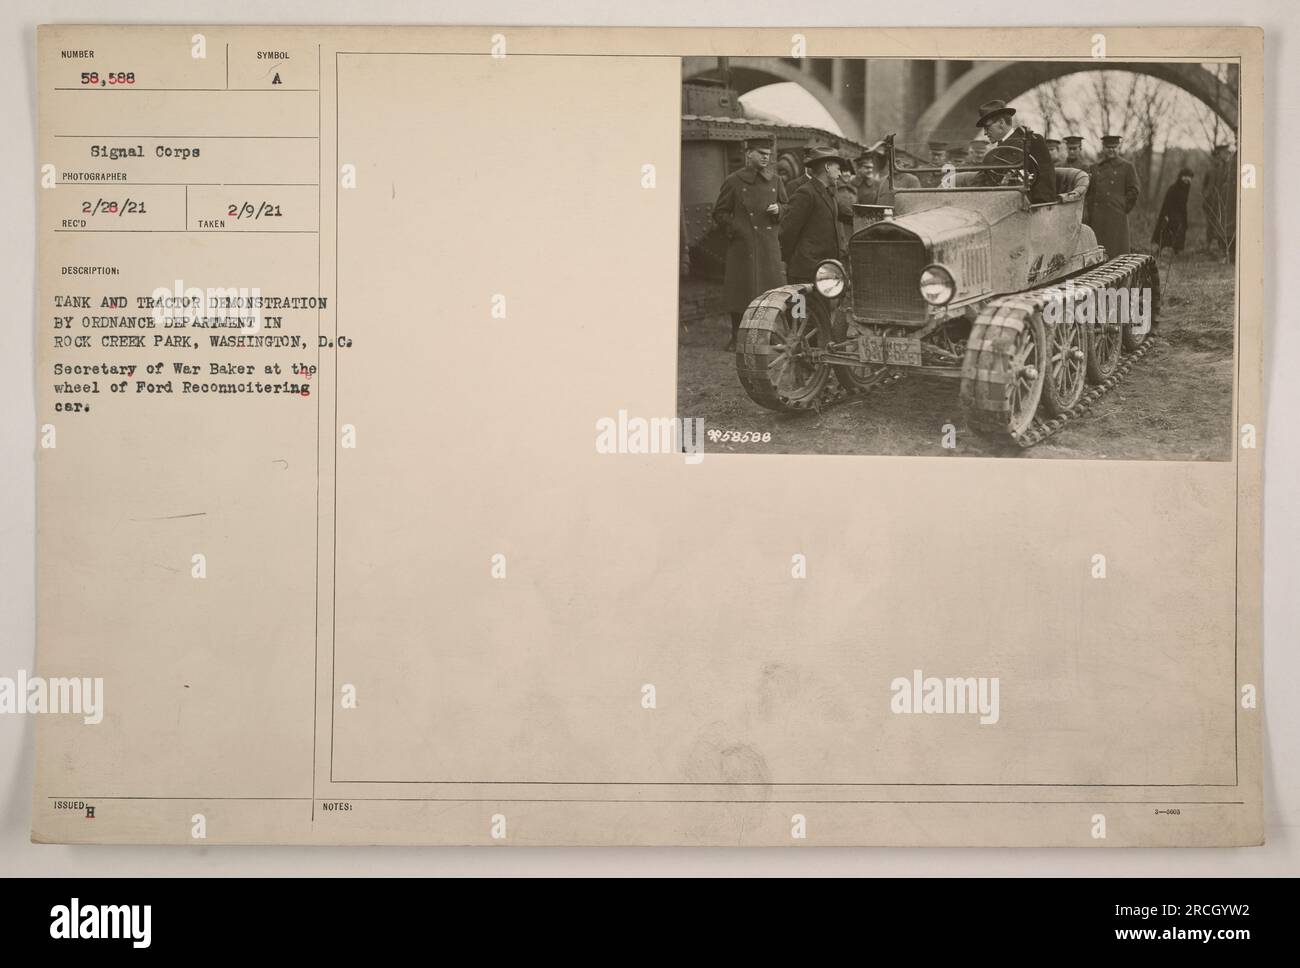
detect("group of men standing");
top-left (710, 140), bottom-right (863, 350)
top-left (709, 97), bottom-right (1147, 350)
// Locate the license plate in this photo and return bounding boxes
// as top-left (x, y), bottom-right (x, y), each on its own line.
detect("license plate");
top-left (859, 335), bottom-right (922, 366)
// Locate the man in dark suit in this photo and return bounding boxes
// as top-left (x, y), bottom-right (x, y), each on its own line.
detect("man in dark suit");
top-left (779, 145), bottom-right (846, 284)
top-left (975, 99), bottom-right (1057, 204)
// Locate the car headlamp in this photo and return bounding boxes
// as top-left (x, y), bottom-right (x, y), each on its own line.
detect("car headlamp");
top-left (814, 260), bottom-right (847, 298)
top-left (919, 265), bottom-right (955, 305)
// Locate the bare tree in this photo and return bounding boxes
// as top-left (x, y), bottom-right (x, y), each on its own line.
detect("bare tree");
top-left (1178, 64), bottom-right (1238, 260)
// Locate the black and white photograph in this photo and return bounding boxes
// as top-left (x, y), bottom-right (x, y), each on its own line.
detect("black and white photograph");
top-left (679, 56), bottom-right (1240, 459)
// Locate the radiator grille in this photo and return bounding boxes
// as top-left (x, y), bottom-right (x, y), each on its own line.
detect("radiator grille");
top-left (850, 238), bottom-right (929, 323)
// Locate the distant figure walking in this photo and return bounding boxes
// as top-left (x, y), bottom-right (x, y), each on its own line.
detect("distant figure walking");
top-left (1152, 167), bottom-right (1194, 254)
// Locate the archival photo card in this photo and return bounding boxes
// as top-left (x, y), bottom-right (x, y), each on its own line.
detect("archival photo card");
top-left (31, 26), bottom-right (1262, 846)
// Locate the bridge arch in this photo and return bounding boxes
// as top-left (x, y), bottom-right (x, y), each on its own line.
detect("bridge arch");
top-left (681, 56), bottom-right (863, 141)
top-left (915, 60), bottom-right (1237, 139)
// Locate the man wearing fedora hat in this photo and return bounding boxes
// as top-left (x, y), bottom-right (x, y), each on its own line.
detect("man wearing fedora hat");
top-left (974, 99), bottom-right (1056, 204)
top-left (783, 141), bottom-right (857, 251)
top-left (780, 144), bottom-right (847, 284)
top-left (1085, 134), bottom-right (1140, 257)
top-left (711, 138), bottom-right (789, 351)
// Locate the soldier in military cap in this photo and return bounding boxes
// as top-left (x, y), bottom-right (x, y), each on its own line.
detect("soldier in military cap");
top-left (711, 138), bottom-right (788, 351)
top-left (854, 146), bottom-right (921, 207)
top-left (967, 138), bottom-right (990, 164)
top-left (1045, 138), bottom-right (1065, 167)
top-left (974, 99), bottom-right (1056, 203)
top-left (1085, 134), bottom-right (1140, 257)
top-left (1064, 135), bottom-right (1085, 167)
top-left (919, 141), bottom-right (949, 187)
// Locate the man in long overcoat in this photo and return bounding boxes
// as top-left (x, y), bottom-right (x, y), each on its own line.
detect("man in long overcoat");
top-left (711, 139), bottom-right (788, 350)
top-left (1152, 167), bottom-right (1193, 254)
top-left (1085, 134), bottom-right (1141, 257)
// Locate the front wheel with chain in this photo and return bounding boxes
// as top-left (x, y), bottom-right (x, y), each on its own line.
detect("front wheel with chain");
top-left (736, 287), bottom-right (832, 412)
top-left (960, 298), bottom-right (1046, 439)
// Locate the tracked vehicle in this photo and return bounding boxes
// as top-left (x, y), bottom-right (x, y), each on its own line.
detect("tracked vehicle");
top-left (736, 135), bottom-right (1160, 446)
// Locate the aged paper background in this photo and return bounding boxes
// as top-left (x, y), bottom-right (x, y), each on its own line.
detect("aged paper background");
top-left (21, 21), bottom-right (1266, 849)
